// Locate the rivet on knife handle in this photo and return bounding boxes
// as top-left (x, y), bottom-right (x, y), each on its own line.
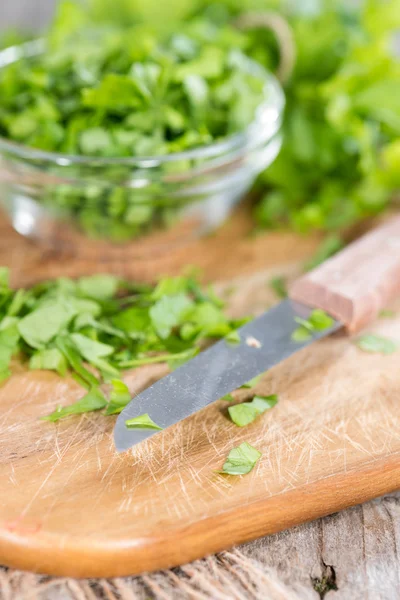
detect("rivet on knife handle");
top-left (290, 216), bottom-right (400, 333)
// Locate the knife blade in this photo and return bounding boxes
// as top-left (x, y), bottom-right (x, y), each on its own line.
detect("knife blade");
top-left (115, 214), bottom-right (400, 452)
top-left (114, 299), bottom-right (340, 451)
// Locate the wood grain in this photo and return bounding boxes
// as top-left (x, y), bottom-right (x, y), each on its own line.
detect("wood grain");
top-left (1, 214), bottom-right (400, 578)
top-left (290, 215), bottom-right (400, 332)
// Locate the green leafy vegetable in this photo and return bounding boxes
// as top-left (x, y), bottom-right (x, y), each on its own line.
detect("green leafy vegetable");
top-left (252, 0), bottom-right (400, 234)
top-left (219, 441), bottom-right (261, 475)
top-left (291, 309), bottom-right (334, 342)
top-left (77, 275), bottom-right (119, 301)
top-left (308, 309), bottom-right (335, 331)
top-left (105, 379), bottom-right (131, 415)
top-left (42, 387), bottom-right (107, 422)
top-left (0, 267), bottom-right (240, 420)
top-left (269, 276), bottom-right (287, 299)
top-left (228, 394), bottom-right (278, 427)
top-left (1, 0), bottom-right (399, 241)
top-left (225, 330), bottom-right (241, 344)
top-left (29, 348), bottom-right (68, 376)
top-left (18, 300), bottom-right (77, 349)
top-left (0, 324), bottom-right (20, 382)
top-left (150, 294), bottom-right (193, 339)
top-left (125, 413), bottom-right (163, 430)
top-left (354, 334), bottom-right (398, 355)
top-left (0, 6), bottom-right (267, 242)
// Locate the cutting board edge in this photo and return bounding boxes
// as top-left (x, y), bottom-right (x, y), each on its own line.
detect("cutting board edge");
top-left (1, 450), bottom-right (399, 578)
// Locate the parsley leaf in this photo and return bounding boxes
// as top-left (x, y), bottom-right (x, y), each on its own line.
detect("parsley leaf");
top-left (29, 348), bottom-right (68, 376)
top-left (125, 414), bottom-right (163, 430)
top-left (70, 333), bottom-right (119, 377)
top-left (308, 309), bottom-right (335, 331)
top-left (18, 300), bottom-right (77, 349)
top-left (42, 387), bottom-right (107, 422)
top-left (354, 334), bottom-right (398, 355)
top-left (228, 394), bottom-right (278, 427)
top-left (105, 379), bottom-right (131, 415)
top-left (269, 276), bottom-right (288, 299)
top-left (55, 336), bottom-right (100, 388)
top-left (225, 330), bottom-right (241, 344)
top-left (150, 294), bottom-right (193, 339)
top-left (77, 274), bottom-right (119, 301)
top-left (0, 324), bottom-right (20, 382)
top-left (291, 310), bottom-right (334, 342)
top-left (219, 442), bottom-right (261, 476)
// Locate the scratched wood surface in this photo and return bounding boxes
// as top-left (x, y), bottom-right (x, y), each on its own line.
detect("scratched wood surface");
top-left (1, 208), bottom-right (400, 583)
top-left (2, 4), bottom-right (400, 599)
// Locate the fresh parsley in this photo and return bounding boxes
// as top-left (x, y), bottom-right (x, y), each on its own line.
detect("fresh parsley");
top-left (228, 394), bottom-right (278, 427)
top-left (0, 268), bottom-right (241, 421)
top-left (42, 387), bottom-right (108, 422)
top-left (291, 310), bottom-right (334, 342)
top-left (125, 414), bottom-right (163, 431)
top-left (354, 334), bottom-right (398, 355)
top-left (219, 442), bottom-right (262, 475)
top-left (105, 380), bottom-right (132, 416)
top-left (1, 1), bottom-right (399, 241)
top-left (225, 330), bottom-right (241, 345)
top-left (0, 4), bottom-right (267, 242)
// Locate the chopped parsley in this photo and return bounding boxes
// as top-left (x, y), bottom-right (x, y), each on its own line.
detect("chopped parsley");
top-left (228, 394), bottom-right (278, 427)
top-left (0, 268), bottom-right (241, 421)
top-left (354, 334), bottom-right (398, 355)
top-left (225, 330), bottom-right (241, 345)
top-left (125, 414), bottom-right (163, 431)
top-left (0, 2), bottom-right (268, 242)
top-left (219, 442), bottom-right (261, 475)
top-left (291, 309), bottom-right (334, 342)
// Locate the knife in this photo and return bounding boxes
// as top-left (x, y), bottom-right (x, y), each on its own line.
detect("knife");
top-left (114, 216), bottom-right (400, 452)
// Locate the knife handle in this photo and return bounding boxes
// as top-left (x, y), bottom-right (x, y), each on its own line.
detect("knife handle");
top-left (290, 216), bottom-right (400, 333)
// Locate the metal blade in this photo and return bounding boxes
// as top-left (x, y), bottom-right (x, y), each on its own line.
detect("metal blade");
top-left (114, 299), bottom-right (341, 452)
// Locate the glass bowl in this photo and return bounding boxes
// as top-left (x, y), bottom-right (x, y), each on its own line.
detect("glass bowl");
top-left (0, 40), bottom-right (284, 260)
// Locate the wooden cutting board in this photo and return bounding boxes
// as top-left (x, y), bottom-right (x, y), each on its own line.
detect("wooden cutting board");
top-left (1, 211), bottom-right (400, 579)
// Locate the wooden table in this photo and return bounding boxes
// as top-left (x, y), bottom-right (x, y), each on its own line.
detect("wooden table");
top-left (1, 4), bottom-right (400, 599)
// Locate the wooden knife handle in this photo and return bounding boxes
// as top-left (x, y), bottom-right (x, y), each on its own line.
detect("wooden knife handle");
top-left (290, 216), bottom-right (400, 332)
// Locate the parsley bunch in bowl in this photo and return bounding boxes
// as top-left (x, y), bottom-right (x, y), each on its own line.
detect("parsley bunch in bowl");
top-left (0, 4), bottom-right (283, 246)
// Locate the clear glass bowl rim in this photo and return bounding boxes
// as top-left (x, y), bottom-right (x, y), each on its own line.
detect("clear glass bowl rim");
top-left (0, 39), bottom-right (285, 169)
